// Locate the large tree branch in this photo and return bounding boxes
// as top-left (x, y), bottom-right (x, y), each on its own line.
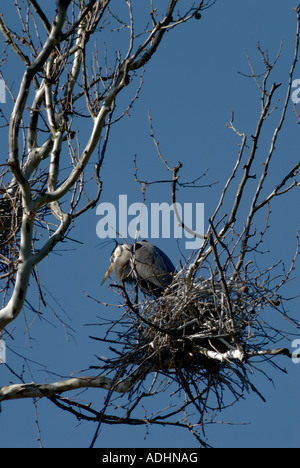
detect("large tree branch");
top-left (8, 3), bottom-right (69, 195)
top-left (0, 375), bottom-right (131, 401)
top-left (0, 347), bottom-right (293, 402)
top-left (0, 3), bottom-right (73, 332)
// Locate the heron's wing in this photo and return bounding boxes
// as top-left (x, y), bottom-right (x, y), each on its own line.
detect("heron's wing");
top-left (132, 242), bottom-right (176, 294)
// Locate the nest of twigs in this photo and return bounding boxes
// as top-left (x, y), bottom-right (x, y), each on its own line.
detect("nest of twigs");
top-left (0, 193), bottom-right (22, 274)
top-left (100, 266), bottom-right (292, 409)
top-left (0, 175), bottom-right (52, 277)
top-left (128, 272), bottom-right (272, 371)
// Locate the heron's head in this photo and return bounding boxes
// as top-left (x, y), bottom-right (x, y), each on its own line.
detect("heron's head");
top-left (101, 243), bottom-right (131, 285)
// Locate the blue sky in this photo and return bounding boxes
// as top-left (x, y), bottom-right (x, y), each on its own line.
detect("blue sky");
top-left (1, 0), bottom-right (300, 448)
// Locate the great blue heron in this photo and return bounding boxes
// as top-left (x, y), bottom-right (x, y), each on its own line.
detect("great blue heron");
top-left (101, 240), bottom-right (176, 296)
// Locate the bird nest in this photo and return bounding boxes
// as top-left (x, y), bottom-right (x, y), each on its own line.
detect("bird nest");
top-left (100, 266), bottom-right (292, 406)
top-left (0, 193), bottom-right (22, 275)
top-left (129, 274), bottom-right (267, 371)
top-left (0, 178), bottom-right (51, 277)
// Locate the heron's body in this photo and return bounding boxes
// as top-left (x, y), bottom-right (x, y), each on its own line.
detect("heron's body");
top-left (102, 241), bottom-right (176, 296)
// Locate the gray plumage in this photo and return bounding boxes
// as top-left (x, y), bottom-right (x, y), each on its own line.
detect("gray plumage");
top-left (102, 241), bottom-right (176, 296)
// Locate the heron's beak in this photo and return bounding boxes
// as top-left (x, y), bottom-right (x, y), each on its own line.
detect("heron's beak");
top-left (101, 262), bottom-right (113, 285)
